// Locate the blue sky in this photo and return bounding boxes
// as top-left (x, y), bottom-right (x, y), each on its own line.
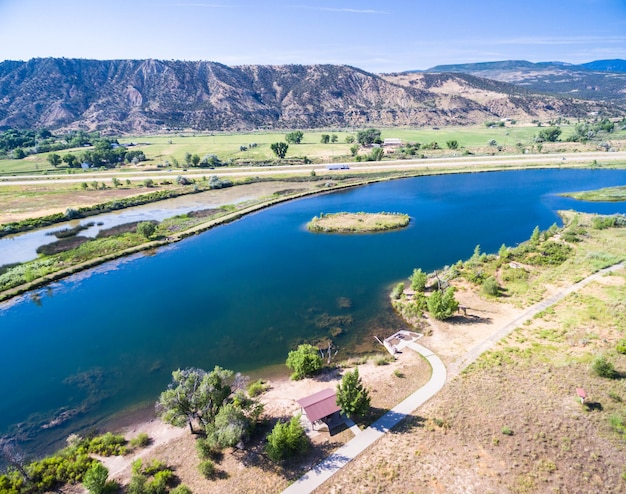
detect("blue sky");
top-left (0, 0), bottom-right (625, 72)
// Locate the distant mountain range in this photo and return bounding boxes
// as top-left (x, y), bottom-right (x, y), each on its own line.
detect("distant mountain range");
top-left (415, 59), bottom-right (626, 101)
top-left (0, 58), bottom-right (623, 133)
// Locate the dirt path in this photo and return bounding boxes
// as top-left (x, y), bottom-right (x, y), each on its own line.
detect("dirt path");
top-left (448, 261), bottom-right (624, 378)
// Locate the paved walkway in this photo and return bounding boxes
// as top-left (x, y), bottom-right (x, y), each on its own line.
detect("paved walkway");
top-left (282, 341), bottom-right (446, 494)
top-left (282, 262), bottom-right (624, 494)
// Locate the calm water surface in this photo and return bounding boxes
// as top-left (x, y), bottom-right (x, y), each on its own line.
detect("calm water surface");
top-left (1, 168), bottom-right (625, 454)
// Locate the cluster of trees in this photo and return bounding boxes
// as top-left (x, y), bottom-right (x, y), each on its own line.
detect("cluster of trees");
top-left (47, 140), bottom-right (146, 169)
top-left (183, 152), bottom-right (223, 168)
top-left (0, 129), bottom-right (114, 160)
top-left (568, 118), bottom-right (615, 143)
top-left (320, 134), bottom-right (338, 144)
top-left (356, 128), bottom-right (382, 146)
top-left (0, 431), bottom-right (155, 494)
top-left (285, 131), bottom-right (304, 144)
top-left (156, 367), bottom-right (262, 452)
top-left (391, 266), bottom-right (460, 322)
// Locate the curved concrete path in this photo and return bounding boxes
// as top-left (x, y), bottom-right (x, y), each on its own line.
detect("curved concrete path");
top-left (282, 342), bottom-right (446, 494)
top-left (282, 262), bottom-right (624, 494)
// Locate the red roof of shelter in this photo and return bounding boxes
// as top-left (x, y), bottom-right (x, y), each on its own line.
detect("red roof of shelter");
top-left (297, 388), bottom-right (341, 423)
top-left (576, 388), bottom-right (587, 399)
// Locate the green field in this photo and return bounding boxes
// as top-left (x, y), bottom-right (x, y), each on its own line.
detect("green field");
top-left (1, 123), bottom-right (624, 176)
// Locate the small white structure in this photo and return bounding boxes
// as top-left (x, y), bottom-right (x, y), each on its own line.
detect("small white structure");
top-left (383, 138), bottom-right (402, 146)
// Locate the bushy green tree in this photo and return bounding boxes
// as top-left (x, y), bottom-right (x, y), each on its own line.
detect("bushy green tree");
top-left (536, 127), bottom-right (562, 142)
top-left (205, 403), bottom-right (249, 449)
top-left (270, 142), bottom-right (289, 158)
top-left (427, 287), bottom-right (459, 320)
top-left (47, 153), bottom-right (61, 167)
top-left (410, 268), bottom-right (427, 292)
top-left (156, 367), bottom-right (233, 433)
top-left (446, 140), bottom-right (458, 150)
top-left (82, 462), bottom-right (109, 494)
top-left (285, 131), bottom-right (304, 144)
top-left (265, 415), bottom-right (309, 463)
top-left (592, 356), bottom-right (616, 378)
top-left (320, 134), bottom-right (330, 144)
top-left (285, 344), bottom-right (322, 380)
top-left (136, 221), bottom-right (156, 239)
top-left (369, 147), bottom-right (384, 161)
top-left (356, 128), bottom-right (381, 146)
top-left (481, 276), bottom-right (500, 297)
top-left (336, 367), bottom-right (370, 419)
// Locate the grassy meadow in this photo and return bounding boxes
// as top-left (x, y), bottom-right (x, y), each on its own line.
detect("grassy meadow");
top-left (4, 122), bottom-right (623, 176)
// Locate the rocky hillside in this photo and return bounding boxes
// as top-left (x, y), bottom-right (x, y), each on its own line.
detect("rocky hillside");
top-left (421, 59), bottom-right (626, 101)
top-left (0, 58), bottom-right (621, 133)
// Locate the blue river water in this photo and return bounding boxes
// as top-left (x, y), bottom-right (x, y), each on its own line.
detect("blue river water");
top-left (0, 168), bottom-right (625, 454)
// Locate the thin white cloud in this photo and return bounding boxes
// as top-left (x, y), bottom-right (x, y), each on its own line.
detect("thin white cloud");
top-left (172, 3), bottom-right (235, 7)
top-left (293, 5), bottom-right (387, 14)
top-left (494, 35), bottom-right (626, 46)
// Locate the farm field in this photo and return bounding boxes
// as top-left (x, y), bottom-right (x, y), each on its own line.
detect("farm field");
top-left (3, 123), bottom-right (624, 176)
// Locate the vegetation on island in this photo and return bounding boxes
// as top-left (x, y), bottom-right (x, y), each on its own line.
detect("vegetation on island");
top-left (562, 185), bottom-right (626, 202)
top-left (307, 212), bottom-right (410, 233)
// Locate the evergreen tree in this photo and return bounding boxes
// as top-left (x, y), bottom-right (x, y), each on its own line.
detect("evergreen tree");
top-left (336, 367), bottom-right (371, 419)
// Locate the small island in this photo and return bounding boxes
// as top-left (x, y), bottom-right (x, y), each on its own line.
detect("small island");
top-left (562, 185), bottom-right (626, 202)
top-left (307, 212), bottom-right (410, 233)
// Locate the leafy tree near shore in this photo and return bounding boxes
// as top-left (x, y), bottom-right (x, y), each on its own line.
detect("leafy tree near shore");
top-left (427, 287), bottom-right (459, 320)
top-left (136, 221), bottom-right (156, 239)
top-left (265, 415), bottom-right (309, 463)
top-left (156, 367), bottom-right (234, 433)
top-left (336, 367), bottom-right (371, 419)
top-left (410, 268), bottom-right (427, 292)
top-left (270, 142), bottom-right (289, 158)
top-left (285, 344), bottom-right (323, 380)
top-left (82, 462), bottom-right (115, 494)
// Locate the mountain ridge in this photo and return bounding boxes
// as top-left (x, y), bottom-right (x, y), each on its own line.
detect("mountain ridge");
top-left (0, 58), bottom-right (622, 134)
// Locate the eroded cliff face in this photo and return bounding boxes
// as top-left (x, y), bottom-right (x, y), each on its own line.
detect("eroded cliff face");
top-left (0, 58), bottom-right (618, 133)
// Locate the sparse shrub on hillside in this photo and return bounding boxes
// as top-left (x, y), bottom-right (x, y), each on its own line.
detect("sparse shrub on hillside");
top-left (592, 355), bottom-right (616, 378)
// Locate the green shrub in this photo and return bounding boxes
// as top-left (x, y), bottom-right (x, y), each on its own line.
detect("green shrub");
top-left (427, 287), bottom-right (459, 320)
top-left (195, 437), bottom-right (215, 460)
top-left (616, 339), bottom-right (626, 355)
top-left (265, 415), bottom-right (309, 463)
top-left (592, 356), bottom-right (616, 378)
top-left (391, 282), bottom-right (405, 300)
top-left (83, 462), bottom-right (109, 494)
top-left (198, 460), bottom-right (216, 479)
top-left (129, 432), bottom-right (150, 449)
top-left (501, 426), bottom-right (514, 436)
top-left (409, 268), bottom-right (427, 292)
top-left (285, 344), bottom-right (323, 380)
top-left (87, 432), bottom-right (127, 456)
top-left (481, 276), bottom-right (500, 297)
top-left (247, 379), bottom-right (267, 397)
top-left (170, 486), bottom-right (193, 494)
